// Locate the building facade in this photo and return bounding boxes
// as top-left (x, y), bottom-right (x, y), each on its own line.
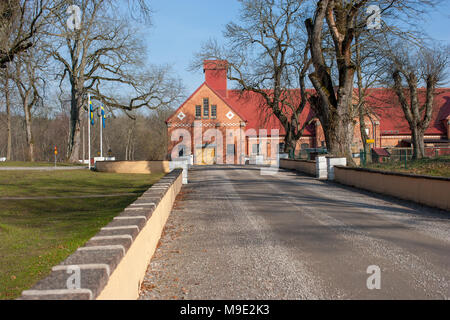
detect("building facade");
top-left (166, 60), bottom-right (450, 164)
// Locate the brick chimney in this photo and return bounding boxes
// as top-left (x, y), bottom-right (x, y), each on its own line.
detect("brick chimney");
top-left (203, 60), bottom-right (228, 97)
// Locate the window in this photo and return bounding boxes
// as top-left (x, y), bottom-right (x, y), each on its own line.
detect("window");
top-left (211, 105), bottom-right (217, 118)
top-left (252, 144), bottom-right (260, 155)
top-left (227, 144), bottom-right (235, 155)
top-left (203, 98), bottom-right (209, 118)
top-left (279, 143), bottom-right (285, 153)
top-left (195, 105), bottom-right (201, 118)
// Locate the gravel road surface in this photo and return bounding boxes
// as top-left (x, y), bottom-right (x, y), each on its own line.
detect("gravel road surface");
top-left (139, 166), bottom-right (450, 300)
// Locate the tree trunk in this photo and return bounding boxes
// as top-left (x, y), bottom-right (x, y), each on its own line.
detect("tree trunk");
top-left (125, 126), bottom-right (132, 160)
top-left (357, 100), bottom-right (372, 163)
top-left (284, 126), bottom-right (297, 157)
top-left (24, 98), bottom-right (34, 162)
top-left (325, 116), bottom-right (355, 160)
top-left (392, 70), bottom-right (436, 161)
top-left (5, 77), bottom-right (12, 160)
top-left (67, 89), bottom-right (82, 162)
top-left (411, 127), bottom-right (425, 160)
top-left (355, 33), bottom-right (371, 164)
top-left (318, 101), bottom-right (354, 163)
top-left (304, 1), bottom-right (357, 165)
top-left (359, 112), bottom-right (372, 163)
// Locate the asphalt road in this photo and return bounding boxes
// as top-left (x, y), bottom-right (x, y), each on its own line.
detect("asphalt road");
top-left (139, 165), bottom-right (450, 300)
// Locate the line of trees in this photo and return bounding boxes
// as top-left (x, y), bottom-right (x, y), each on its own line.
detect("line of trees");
top-left (0, 106), bottom-right (172, 161)
top-left (1, 0), bottom-right (449, 163)
top-left (0, 0), bottom-right (184, 162)
top-left (194, 0), bottom-right (449, 162)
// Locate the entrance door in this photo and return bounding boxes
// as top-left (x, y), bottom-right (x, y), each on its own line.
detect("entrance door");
top-left (204, 147), bottom-right (215, 165)
top-left (195, 147), bottom-right (215, 165)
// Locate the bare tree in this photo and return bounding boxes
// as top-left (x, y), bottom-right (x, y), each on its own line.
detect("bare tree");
top-left (13, 48), bottom-right (46, 161)
top-left (353, 12), bottom-right (389, 163)
top-left (0, 0), bottom-right (148, 69)
top-left (389, 44), bottom-right (449, 159)
top-left (46, 0), bottom-right (182, 162)
top-left (193, 0), bottom-right (312, 155)
top-left (0, 66), bottom-right (14, 159)
top-left (0, 0), bottom-right (60, 68)
top-left (304, 0), bottom-right (441, 163)
top-left (305, 0), bottom-right (373, 163)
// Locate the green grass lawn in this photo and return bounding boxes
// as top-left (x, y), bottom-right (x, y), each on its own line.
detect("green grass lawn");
top-left (0, 170), bottom-right (165, 299)
top-left (0, 161), bottom-right (85, 167)
top-left (365, 155), bottom-right (450, 178)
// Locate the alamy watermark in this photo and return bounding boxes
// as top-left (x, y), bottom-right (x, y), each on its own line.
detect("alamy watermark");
top-left (366, 265), bottom-right (381, 290)
top-left (366, 5), bottom-right (381, 30)
top-left (170, 126), bottom-right (281, 175)
top-left (66, 265), bottom-right (81, 289)
top-left (67, 5), bottom-right (81, 31)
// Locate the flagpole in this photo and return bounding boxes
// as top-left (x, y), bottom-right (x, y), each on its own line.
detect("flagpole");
top-left (82, 122), bottom-right (85, 163)
top-left (100, 112), bottom-right (103, 158)
top-left (88, 93), bottom-right (91, 170)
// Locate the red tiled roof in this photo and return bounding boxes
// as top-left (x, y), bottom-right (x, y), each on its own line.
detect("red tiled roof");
top-left (365, 88), bottom-right (450, 136)
top-left (224, 88), bottom-right (450, 136)
top-left (225, 89), bottom-right (316, 136)
top-left (170, 82), bottom-right (450, 137)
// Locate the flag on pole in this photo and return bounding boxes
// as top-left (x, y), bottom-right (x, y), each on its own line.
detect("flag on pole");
top-left (89, 98), bottom-right (94, 126)
top-left (101, 105), bottom-right (105, 128)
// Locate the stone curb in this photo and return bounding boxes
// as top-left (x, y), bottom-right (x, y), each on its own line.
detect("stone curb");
top-left (18, 169), bottom-right (183, 300)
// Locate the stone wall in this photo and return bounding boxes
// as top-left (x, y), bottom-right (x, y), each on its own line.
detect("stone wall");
top-left (19, 169), bottom-right (183, 300)
top-left (279, 159), bottom-right (316, 176)
top-left (334, 166), bottom-right (450, 211)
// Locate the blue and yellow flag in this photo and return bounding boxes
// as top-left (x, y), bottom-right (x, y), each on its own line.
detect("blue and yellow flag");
top-left (101, 105), bottom-right (105, 128)
top-left (89, 99), bottom-right (94, 126)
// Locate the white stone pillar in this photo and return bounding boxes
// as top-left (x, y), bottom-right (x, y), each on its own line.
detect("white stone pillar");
top-left (316, 156), bottom-right (328, 179)
top-left (169, 159), bottom-right (188, 184)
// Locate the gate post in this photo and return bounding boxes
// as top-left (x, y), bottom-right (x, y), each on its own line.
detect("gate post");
top-left (316, 156), bottom-right (327, 179)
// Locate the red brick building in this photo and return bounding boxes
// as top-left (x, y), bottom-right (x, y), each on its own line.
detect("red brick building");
top-left (166, 60), bottom-right (450, 164)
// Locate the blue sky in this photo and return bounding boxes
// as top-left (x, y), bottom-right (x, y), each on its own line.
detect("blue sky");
top-left (144, 0), bottom-right (241, 94)
top-left (144, 0), bottom-right (450, 95)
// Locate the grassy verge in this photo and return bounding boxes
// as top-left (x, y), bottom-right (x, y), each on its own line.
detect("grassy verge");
top-left (0, 161), bottom-right (85, 167)
top-left (0, 170), bottom-right (164, 299)
top-left (364, 155), bottom-right (450, 178)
